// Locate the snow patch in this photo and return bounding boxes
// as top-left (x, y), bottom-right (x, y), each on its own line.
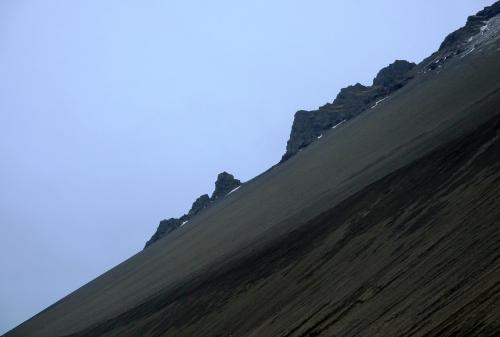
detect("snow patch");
top-left (181, 220), bottom-right (189, 227)
top-left (227, 186), bottom-right (241, 195)
top-left (461, 48), bottom-right (475, 58)
top-left (331, 120), bottom-right (346, 129)
top-left (317, 134), bottom-right (323, 139)
top-left (371, 97), bottom-right (388, 109)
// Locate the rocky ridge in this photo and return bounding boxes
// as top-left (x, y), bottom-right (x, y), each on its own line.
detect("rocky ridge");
top-left (211, 172), bottom-right (242, 200)
top-left (282, 1), bottom-right (500, 162)
top-left (281, 60), bottom-right (417, 161)
top-left (144, 172), bottom-right (241, 248)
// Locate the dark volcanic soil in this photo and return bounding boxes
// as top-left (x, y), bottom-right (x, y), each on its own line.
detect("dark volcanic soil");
top-left (64, 112), bottom-right (500, 337)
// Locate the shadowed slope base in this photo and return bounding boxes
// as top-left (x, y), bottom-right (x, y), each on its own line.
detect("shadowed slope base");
top-left (65, 112), bottom-right (500, 337)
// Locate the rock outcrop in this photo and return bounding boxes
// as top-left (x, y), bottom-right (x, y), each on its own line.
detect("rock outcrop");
top-left (144, 218), bottom-right (182, 247)
top-left (211, 172), bottom-right (241, 200)
top-left (145, 172), bottom-right (242, 248)
top-left (188, 194), bottom-right (211, 216)
top-left (281, 60), bottom-right (416, 161)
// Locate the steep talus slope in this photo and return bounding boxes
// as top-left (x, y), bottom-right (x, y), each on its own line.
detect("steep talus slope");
top-left (5, 3), bottom-right (500, 337)
top-left (66, 106), bottom-right (500, 337)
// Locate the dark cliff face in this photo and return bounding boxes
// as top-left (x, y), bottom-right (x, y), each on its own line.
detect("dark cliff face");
top-left (282, 60), bottom-right (416, 161)
top-left (372, 60), bottom-right (417, 92)
top-left (144, 218), bottom-right (182, 247)
top-left (188, 194), bottom-right (211, 216)
top-left (145, 172), bottom-right (242, 248)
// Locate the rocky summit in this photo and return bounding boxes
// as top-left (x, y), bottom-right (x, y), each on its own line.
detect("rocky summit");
top-left (144, 172), bottom-right (242, 248)
top-left (281, 60), bottom-right (416, 162)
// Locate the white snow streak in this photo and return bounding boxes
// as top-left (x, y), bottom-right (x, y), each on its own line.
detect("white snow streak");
top-left (371, 97), bottom-right (388, 109)
top-left (331, 120), bottom-right (346, 129)
top-left (461, 48), bottom-right (475, 58)
top-left (227, 186), bottom-right (241, 195)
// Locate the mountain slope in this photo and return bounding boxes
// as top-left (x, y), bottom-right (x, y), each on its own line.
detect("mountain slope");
top-left (67, 105), bottom-right (500, 337)
top-left (5, 3), bottom-right (500, 337)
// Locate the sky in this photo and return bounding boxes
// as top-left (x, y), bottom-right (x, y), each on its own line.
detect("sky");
top-left (0, 0), bottom-right (493, 334)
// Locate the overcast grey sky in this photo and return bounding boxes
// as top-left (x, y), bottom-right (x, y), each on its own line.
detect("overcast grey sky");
top-left (0, 0), bottom-right (493, 334)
